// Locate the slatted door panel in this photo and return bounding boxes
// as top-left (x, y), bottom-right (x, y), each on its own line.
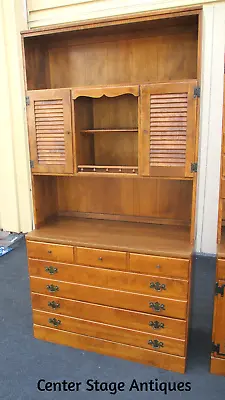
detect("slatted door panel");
top-left (213, 280), bottom-right (225, 358)
top-left (27, 89), bottom-right (73, 174)
top-left (140, 81), bottom-right (197, 177)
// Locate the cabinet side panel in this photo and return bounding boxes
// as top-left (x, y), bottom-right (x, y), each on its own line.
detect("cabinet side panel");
top-left (32, 176), bottom-right (58, 228)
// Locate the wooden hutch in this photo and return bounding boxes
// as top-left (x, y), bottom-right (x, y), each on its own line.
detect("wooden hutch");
top-left (211, 71), bottom-right (225, 376)
top-left (22, 7), bottom-right (202, 373)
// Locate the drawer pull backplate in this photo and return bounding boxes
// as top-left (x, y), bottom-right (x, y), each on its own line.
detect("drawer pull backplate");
top-left (149, 321), bottom-right (165, 330)
top-left (148, 339), bottom-right (164, 349)
top-left (48, 301), bottom-right (60, 309)
top-left (150, 281), bottom-right (166, 292)
top-left (149, 301), bottom-right (165, 312)
top-left (46, 284), bottom-right (59, 293)
top-left (45, 266), bottom-right (58, 275)
top-left (49, 318), bottom-right (61, 327)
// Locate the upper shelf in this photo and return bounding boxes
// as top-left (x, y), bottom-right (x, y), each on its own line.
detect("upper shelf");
top-left (72, 85), bottom-right (139, 99)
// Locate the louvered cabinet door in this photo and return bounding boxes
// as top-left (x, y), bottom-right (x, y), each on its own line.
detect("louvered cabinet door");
top-left (27, 89), bottom-right (73, 174)
top-left (140, 81), bottom-right (197, 177)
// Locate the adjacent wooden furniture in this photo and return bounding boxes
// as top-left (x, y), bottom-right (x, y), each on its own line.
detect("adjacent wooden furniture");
top-left (211, 73), bottom-right (225, 376)
top-left (22, 7), bottom-right (201, 373)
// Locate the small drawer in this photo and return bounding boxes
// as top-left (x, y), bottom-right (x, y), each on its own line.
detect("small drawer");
top-left (27, 240), bottom-right (74, 263)
top-left (129, 253), bottom-right (189, 279)
top-left (29, 259), bottom-right (188, 300)
top-left (31, 293), bottom-right (187, 339)
top-left (33, 309), bottom-right (185, 357)
top-left (76, 247), bottom-right (127, 270)
top-left (217, 259), bottom-right (225, 280)
top-left (30, 277), bottom-right (187, 319)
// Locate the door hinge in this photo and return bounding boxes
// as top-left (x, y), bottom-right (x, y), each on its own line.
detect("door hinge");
top-left (212, 342), bottom-right (225, 356)
top-left (26, 96), bottom-right (30, 106)
top-left (194, 86), bottom-right (200, 98)
top-left (215, 282), bottom-right (225, 297)
top-left (191, 162), bottom-right (198, 173)
top-left (30, 160), bottom-right (34, 169)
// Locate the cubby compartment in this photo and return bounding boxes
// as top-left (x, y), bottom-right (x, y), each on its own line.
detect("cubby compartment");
top-left (74, 92), bottom-right (139, 174)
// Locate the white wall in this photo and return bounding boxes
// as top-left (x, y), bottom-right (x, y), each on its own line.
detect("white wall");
top-left (0, 0), bottom-right (225, 255)
top-left (0, 0), bottom-right (32, 233)
top-left (195, 3), bottom-right (225, 254)
top-left (27, 0), bottom-right (223, 28)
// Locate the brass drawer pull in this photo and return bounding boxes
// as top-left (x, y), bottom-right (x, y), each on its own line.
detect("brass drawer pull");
top-left (48, 301), bottom-right (60, 309)
top-left (45, 266), bottom-right (58, 275)
top-left (46, 284), bottom-right (59, 293)
top-left (149, 321), bottom-right (164, 330)
top-left (48, 318), bottom-right (61, 327)
top-left (148, 339), bottom-right (164, 349)
top-left (150, 281), bottom-right (166, 292)
top-left (149, 301), bottom-right (165, 312)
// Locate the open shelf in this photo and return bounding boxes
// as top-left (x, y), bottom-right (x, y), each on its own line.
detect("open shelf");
top-left (26, 216), bottom-right (192, 258)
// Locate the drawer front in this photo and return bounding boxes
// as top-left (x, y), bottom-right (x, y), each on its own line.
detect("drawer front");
top-left (129, 253), bottom-right (189, 279)
top-left (32, 293), bottom-right (186, 339)
top-left (34, 325), bottom-right (186, 373)
top-left (76, 247), bottom-right (127, 270)
top-left (33, 310), bottom-right (185, 356)
top-left (30, 277), bottom-right (187, 319)
top-left (217, 259), bottom-right (225, 280)
top-left (29, 259), bottom-right (188, 300)
top-left (27, 241), bottom-right (74, 263)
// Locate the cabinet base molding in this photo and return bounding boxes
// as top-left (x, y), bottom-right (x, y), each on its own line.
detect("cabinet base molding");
top-left (211, 357), bottom-right (225, 376)
top-left (34, 324), bottom-right (186, 373)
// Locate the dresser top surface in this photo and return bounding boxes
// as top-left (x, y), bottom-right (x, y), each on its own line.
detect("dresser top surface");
top-left (26, 217), bottom-right (191, 259)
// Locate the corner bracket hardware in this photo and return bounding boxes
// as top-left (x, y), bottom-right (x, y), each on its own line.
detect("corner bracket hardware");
top-left (30, 160), bottom-right (34, 169)
top-left (193, 86), bottom-right (200, 98)
top-left (191, 162), bottom-right (198, 173)
top-left (215, 282), bottom-right (225, 297)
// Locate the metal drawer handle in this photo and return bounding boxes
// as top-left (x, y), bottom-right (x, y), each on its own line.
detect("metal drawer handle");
top-left (148, 339), bottom-right (164, 349)
top-left (149, 321), bottom-right (164, 330)
top-left (150, 282), bottom-right (166, 292)
top-left (46, 284), bottom-right (59, 293)
top-left (48, 301), bottom-right (60, 309)
top-left (149, 302), bottom-right (165, 312)
top-left (49, 318), bottom-right (61, 327)
top-left (98, 257), bottom-right (103, 261)
top-left (45, 266), bottom-right (58, 275)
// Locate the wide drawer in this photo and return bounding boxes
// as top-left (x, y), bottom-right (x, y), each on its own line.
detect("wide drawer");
top-left (129, 253), bottom-right (189, 279)
top-left (29, 259), bottom-right (188, 300)
top-left (27, 241), bottom-right (74, 263)
top-left (217, 259), bottom-right (225, 280)
top-left (32, 293), bottom-right (186, 339)
top-left (33, 310), bottom-right (185, 356)
top-left (34, 325), bottom-right (186, 373)
top-left (76, 247), bottom-right (127, 270)
top-left (30, 277), bottom-right (187, 319)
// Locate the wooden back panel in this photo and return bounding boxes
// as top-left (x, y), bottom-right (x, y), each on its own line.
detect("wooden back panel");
top-left (56, 176), bottom-right (192, 225)
top-left (24, 20), bottom-right (198, 90)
